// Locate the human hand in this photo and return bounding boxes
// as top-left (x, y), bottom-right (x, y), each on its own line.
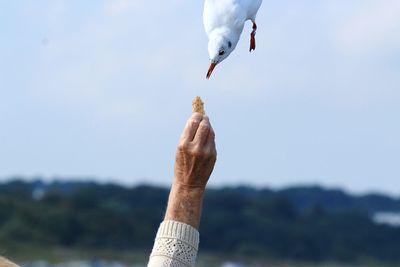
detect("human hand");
top-left (174, 112), bottom-right (217, 190)
top-left (164, 113), bottom-right (217, 228)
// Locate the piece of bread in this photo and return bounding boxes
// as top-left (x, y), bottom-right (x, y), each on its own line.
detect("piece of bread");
top-left (192, 96), bottom-right (205, 115)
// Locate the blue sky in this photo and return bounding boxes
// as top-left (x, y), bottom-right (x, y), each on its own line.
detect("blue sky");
top-left (1, 0), bottom-right (399, 195)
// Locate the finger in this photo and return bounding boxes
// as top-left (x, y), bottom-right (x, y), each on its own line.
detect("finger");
top-left (180, 113), bottom-right (203, 142)
top-left (206, 123), bottom-right (216, 149)
top-left (206, 125), bottom-right (216, 156)
top-left (193, 115), bottom-right (211, 146)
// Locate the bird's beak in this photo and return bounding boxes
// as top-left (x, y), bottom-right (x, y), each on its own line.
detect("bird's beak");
top-left (206, 63), bottom-right (217, 79)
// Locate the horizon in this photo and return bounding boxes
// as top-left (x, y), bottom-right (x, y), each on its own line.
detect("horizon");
top-left (1, 176), bottom-right (399, 198)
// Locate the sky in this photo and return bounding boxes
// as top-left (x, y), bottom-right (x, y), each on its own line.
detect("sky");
top-left (0, 0), bottom-right (399, 196)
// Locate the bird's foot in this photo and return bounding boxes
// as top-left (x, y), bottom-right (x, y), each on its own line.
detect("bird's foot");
top-left (249, 21), bottom-right (257, 52)
top-left (250, 33), bottom-right (256, 52)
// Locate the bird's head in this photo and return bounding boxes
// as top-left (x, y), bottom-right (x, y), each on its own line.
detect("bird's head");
top-left (206, 35), bottom-right (233, 79)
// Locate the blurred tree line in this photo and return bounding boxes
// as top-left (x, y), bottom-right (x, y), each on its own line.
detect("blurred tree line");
top-left (0, 180), bottom-right (400, 263)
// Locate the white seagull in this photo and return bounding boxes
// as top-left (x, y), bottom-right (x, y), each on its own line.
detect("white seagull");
top-left (203, 0), bottom-right (263, 79)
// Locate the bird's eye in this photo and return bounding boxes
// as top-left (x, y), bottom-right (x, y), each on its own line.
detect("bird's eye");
top-left (228, 41), bottom-right (232, 48)
top-left (219, 50), bottom-right (225, 56)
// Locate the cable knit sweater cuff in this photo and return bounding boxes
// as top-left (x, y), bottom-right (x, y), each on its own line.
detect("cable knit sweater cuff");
top-left (148, 220), bottom-right (199, 267)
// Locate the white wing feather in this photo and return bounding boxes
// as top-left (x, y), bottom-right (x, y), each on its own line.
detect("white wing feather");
top-left (203, 0), bottom-right (249, 36)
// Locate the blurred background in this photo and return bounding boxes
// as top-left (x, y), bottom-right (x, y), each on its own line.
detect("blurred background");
top-left (1, 0), bottom-right (399, 266)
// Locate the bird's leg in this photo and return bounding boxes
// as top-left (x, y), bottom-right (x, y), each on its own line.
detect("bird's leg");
top-left (249, 20), bottom-right (257, 52)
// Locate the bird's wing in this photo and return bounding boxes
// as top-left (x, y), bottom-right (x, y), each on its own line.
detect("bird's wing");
top-left (203, 0), bottom-right (222, 35)
top-left (203, 0), bottom-right (247, 35)
top-left (246, 0), bottom-right (263, 20)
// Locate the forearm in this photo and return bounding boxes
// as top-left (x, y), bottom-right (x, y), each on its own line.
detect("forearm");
top-left (164, 184), bottom-right (205, 229)
top-left (148, 184), bottom-right (204, 267)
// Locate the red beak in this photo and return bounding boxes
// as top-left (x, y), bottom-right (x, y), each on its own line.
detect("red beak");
top-left (206, 63), bottom-right (217, 79)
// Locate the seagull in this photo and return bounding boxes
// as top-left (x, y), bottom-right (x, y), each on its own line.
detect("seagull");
top-left (204, 0), bottom-right (263, 79)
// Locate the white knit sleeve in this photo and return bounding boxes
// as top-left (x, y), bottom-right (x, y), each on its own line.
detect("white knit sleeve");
top-left (147, 220), bottom-right (199, 267)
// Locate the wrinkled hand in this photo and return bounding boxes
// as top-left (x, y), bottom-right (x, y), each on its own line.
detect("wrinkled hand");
top-left (174, 113), bottom-right (217, 189)
top-left (165, 113), bottom-right (217, 228)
